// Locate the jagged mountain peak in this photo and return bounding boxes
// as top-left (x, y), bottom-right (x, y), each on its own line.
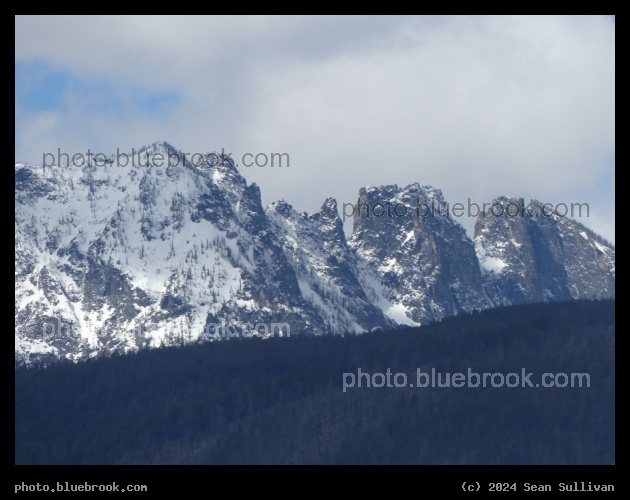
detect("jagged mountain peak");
top-left (15, 143), bottom-right (329, 365)
top-left (309, 198), bottom-right (343, 233)
top-left (148, 139), bottom-right (179, 153)
top-left (266, 199), bottom-right (294, 215)
top-left (267, 198), bottom-right (343, 233)
top-left (319, 197), bottom-right (339, 217)
top-left (349, 180), bottom-right (492, 325)
top-left (359, 183), bottom-right (445, 202)
top-left (474, 194), bottom-right (615, 305)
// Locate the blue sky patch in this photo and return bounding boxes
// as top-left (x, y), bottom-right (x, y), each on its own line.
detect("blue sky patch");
top-left (15, 59), bottom-right (181, 116)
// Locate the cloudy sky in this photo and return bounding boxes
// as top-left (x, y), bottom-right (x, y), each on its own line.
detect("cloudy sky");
top-left (15, 15), bottom-right (615, 243)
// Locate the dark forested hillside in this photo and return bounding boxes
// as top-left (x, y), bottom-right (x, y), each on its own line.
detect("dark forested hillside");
top-left (15, 299), bottom-right (614, 465)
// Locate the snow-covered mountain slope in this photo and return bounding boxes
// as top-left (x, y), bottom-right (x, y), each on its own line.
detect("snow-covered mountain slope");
top-left (15, 142), bottom-right (615, 366)
top-left (15, 142), bottom-right (327, 366)
top-left (267, 197), bottom-right (396, 334)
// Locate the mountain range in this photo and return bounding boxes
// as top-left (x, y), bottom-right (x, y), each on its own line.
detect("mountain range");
top-left (15, 141), bottom-right (615, 366)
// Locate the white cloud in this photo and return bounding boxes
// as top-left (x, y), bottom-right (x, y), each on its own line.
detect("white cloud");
top-left (15, 15), bottom-right (615, 242)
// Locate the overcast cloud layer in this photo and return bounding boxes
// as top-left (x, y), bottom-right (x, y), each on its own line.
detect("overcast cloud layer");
top-left (15, 15), bottom-right (615, 242)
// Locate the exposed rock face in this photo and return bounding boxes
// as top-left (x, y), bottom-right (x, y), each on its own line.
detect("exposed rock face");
top-left (348, 184), bottom-right (493, 325)
top-left (474, 197), bottom-right (615, 306)
top-left (15, 143), bottom-right (615, 366)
